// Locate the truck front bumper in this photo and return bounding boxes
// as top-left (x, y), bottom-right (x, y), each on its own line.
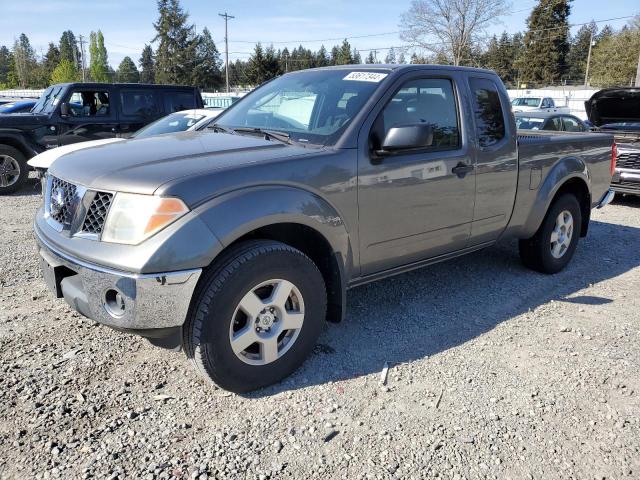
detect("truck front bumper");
top-left (35, 227), bottom-right (202, 347)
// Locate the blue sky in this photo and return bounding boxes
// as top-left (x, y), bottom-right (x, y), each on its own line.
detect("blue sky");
top-left (0, 0), bottom-right (636, 67)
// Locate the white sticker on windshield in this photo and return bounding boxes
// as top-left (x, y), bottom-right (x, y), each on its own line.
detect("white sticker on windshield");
top-left (343, 72), bottom-right (388, 82)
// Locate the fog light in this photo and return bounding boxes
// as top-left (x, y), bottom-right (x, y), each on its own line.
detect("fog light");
top-left (104, 289), bottom-right (126, 318)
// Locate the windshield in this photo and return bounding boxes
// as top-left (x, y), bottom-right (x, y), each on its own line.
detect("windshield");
top-left (133, 111), bottom-right (207, 138)
top-left (31, 85), bottom-right (65, 114)
top-left (515, 116), bottom-right (546, 130)
top-left (512, 97), bottom-right (540, 107)
top-left (215, 69), bottom-right (390, 146)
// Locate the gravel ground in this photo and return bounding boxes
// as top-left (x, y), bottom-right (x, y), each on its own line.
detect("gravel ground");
top-left (1, 177), bottom-right (639, 480)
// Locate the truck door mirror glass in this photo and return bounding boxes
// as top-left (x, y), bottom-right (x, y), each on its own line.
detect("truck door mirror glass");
top-left (379, 123), bottom-right (434, 154)
top-left (60, 102), bottom-right (69, 117)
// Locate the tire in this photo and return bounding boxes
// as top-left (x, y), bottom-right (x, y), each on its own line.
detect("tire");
top-left (0, 145), bottom-right (28, 195)
top-left (183, 240), bottom-right (327, 393)
top-left (519, 193), bottom-right (582, 274)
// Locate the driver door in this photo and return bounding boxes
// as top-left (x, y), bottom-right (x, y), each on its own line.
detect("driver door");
top-left (357, 73), bottom-right (476, 275)
top-left (58, 87), bottom-right (119, 146)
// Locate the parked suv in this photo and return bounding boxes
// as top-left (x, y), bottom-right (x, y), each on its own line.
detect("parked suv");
top-left (0, 83), bottom-right (203, 194)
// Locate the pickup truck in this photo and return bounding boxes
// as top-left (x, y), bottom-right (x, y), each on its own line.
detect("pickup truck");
top-left (511, 96), bottom-right (570, 114)
top-left (34, 65), bottom-right (615, 392)
top-left (585, 87), bottom-right (640, 196)
top-left (0, 82), bottom-right (203, 195)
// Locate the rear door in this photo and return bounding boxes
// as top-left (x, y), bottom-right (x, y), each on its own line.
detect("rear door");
top-left (357, 70), bottom-right (476, 275)
top-left (58, 86), bottom-right (118, 146)
top-left (117, 87), bottom-right (163, 137)
top-left (466, 76), bottom-right (518, 245)
top-left (163, 90), bottom-right (201, 114)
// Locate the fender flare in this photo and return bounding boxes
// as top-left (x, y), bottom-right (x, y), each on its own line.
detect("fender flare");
top-left (0, 130), bottom-right (40, 158)
top-left (194, 185), bottom-right (353, 319)
top-left (521, 156), bottom-right (591, 239)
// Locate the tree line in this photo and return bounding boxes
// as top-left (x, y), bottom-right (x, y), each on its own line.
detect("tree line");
top-left (0, 0), bottom-right (638, 91)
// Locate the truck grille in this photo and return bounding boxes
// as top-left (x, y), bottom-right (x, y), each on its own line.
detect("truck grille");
top-left (82, 192), bottom-right (113, 234)
top-left (48, 176), bottom-right (78, 226)
top-left (616, 152), bottom-right (640, 170)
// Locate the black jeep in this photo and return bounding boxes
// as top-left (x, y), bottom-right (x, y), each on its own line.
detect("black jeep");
top-left (0, 82), bottom-right (203, 194)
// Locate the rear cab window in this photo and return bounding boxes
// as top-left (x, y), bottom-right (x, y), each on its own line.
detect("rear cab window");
top-left (469, 77), bottom-right (506, 148)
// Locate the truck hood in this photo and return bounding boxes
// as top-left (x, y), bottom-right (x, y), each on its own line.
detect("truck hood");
top-left (49, 131), bottom-right (314, 195)
top-left (585, 88), bottom-right (640, 128)
top-left (0, 112), bottom-right (49, 128)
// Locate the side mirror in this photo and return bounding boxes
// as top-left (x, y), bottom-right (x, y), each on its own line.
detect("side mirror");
top-left (377, 123), bottom-right (433, 156)
top-left (60, 102), bottom-right (70, 117)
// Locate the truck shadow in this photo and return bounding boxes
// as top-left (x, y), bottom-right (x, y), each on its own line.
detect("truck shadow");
top-left (250, 218), bottom-right (640, 397)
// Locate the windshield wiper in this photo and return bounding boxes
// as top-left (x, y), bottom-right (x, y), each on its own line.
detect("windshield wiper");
top-left (208, 123), bottom-right (236, 135)
top-left (232, 127), bottom-right (292, 145)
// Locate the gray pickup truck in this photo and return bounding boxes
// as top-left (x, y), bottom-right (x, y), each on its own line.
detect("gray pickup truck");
top-left (34, 65), bottom-right (615, 392)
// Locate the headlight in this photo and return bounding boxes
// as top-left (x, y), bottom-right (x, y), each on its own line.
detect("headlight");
top-left (101, 193), bottom-right (189, 245)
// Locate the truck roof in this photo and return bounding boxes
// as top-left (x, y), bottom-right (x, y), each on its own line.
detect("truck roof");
top-left (293, 64), bottom-right (498, 75)
top-left (49, 83), bottom-right (199, 90)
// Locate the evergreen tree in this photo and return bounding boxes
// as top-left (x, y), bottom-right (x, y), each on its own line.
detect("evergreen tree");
top-left (352, 49), bottom-right (362, 64)
top-left (192, 27), bottom-right (222, 89)
top-left (247, 43), bottom-right (267, 84)
top-left (59, 31), bottom-right (80, 68)
top-left (139, 45), bottom-right (155, 83)
top-left (384, 47), bottom-right (397, 64)
top-left (397, 52), bottom-right (406, 64)
top-left (153, 0), bottom-right (198, 85)
top-left (51, 58), bottom-right (79, 84)
top-left (0, 46), bottom-right (12, 86)
top-left (116, 56), bottom-right (140, 83)
top-left (517, 0), bottom-right (572, 86)
top-left (365, 51), bottom-right (376, 64)
top-left (315, 45), bottom-right (329, 67)
top-left (12, 34), bottom-right (37, 87)
top-left (43, 43), bottom-right (60, 77)
top-left (330, 46), bottom-right (340, 65)
top-left (89, 30), bottom-right (110, 82)
top-left (335, 39), bottom-right (353, 65)
top-left (566, 22), bottom-right (597, 84)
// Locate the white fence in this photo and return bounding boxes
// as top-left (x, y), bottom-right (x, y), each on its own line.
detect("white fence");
top-left (506, 87), bottom-right (598, 120)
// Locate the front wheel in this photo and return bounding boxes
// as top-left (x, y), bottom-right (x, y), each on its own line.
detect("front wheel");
top-left (519, 193), bottom-right (582, 274)
top-left (0, 145), bottom-right (28, 195)
top-left (183, 240), bottom-right (326, 393)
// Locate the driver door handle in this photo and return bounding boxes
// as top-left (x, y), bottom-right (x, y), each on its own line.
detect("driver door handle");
top-left (452, 162), bottom-right (474, 178)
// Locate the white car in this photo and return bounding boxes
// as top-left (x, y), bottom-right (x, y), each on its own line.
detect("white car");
top-left (511, 97), bottom-right (570, 114)
top-left (28, 108), bottom-right (223, 170)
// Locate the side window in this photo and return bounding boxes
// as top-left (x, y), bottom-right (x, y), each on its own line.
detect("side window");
top-left (545, 117), bottom-right (562, 131)
top-left (164, 92), bottom-right (196, 113)
top-left (120, 90), bottom-right (160, 117)
top-left (562, 116), bottom-right (583, 132)
top-left (469, 78), bottom-right (506, 148)
top-left (67, 90), bottom-right (110, 117)
top-left (379, 78), bottom-right (460, 150)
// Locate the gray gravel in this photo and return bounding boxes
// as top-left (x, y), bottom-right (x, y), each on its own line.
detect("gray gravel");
top-left (1, 177), bottom-right (639, 479)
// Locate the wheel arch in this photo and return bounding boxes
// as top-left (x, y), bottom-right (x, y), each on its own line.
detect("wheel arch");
top-left (521, 157), bottom-right (591, 239)
top-left (195, 185), bottom-right (353, 323)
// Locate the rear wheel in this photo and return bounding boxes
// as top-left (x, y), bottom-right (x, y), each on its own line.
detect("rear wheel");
top-left (183, 240), bottom-right (326, 393)
top-left (519, 193), bottom-right (582, 274)
top-left (0, 145), bottom-right (28, 195)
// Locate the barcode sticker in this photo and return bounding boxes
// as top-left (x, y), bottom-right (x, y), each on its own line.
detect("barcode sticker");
top-left (343, 72), bottom-right (388, 82)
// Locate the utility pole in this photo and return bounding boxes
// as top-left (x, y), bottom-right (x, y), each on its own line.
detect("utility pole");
top-left (584, 31), bottom-right (594, 87)
top-left (219, 12), bottom-right (235, 93)
top-left (77, 35), bottom-right (87, 81)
